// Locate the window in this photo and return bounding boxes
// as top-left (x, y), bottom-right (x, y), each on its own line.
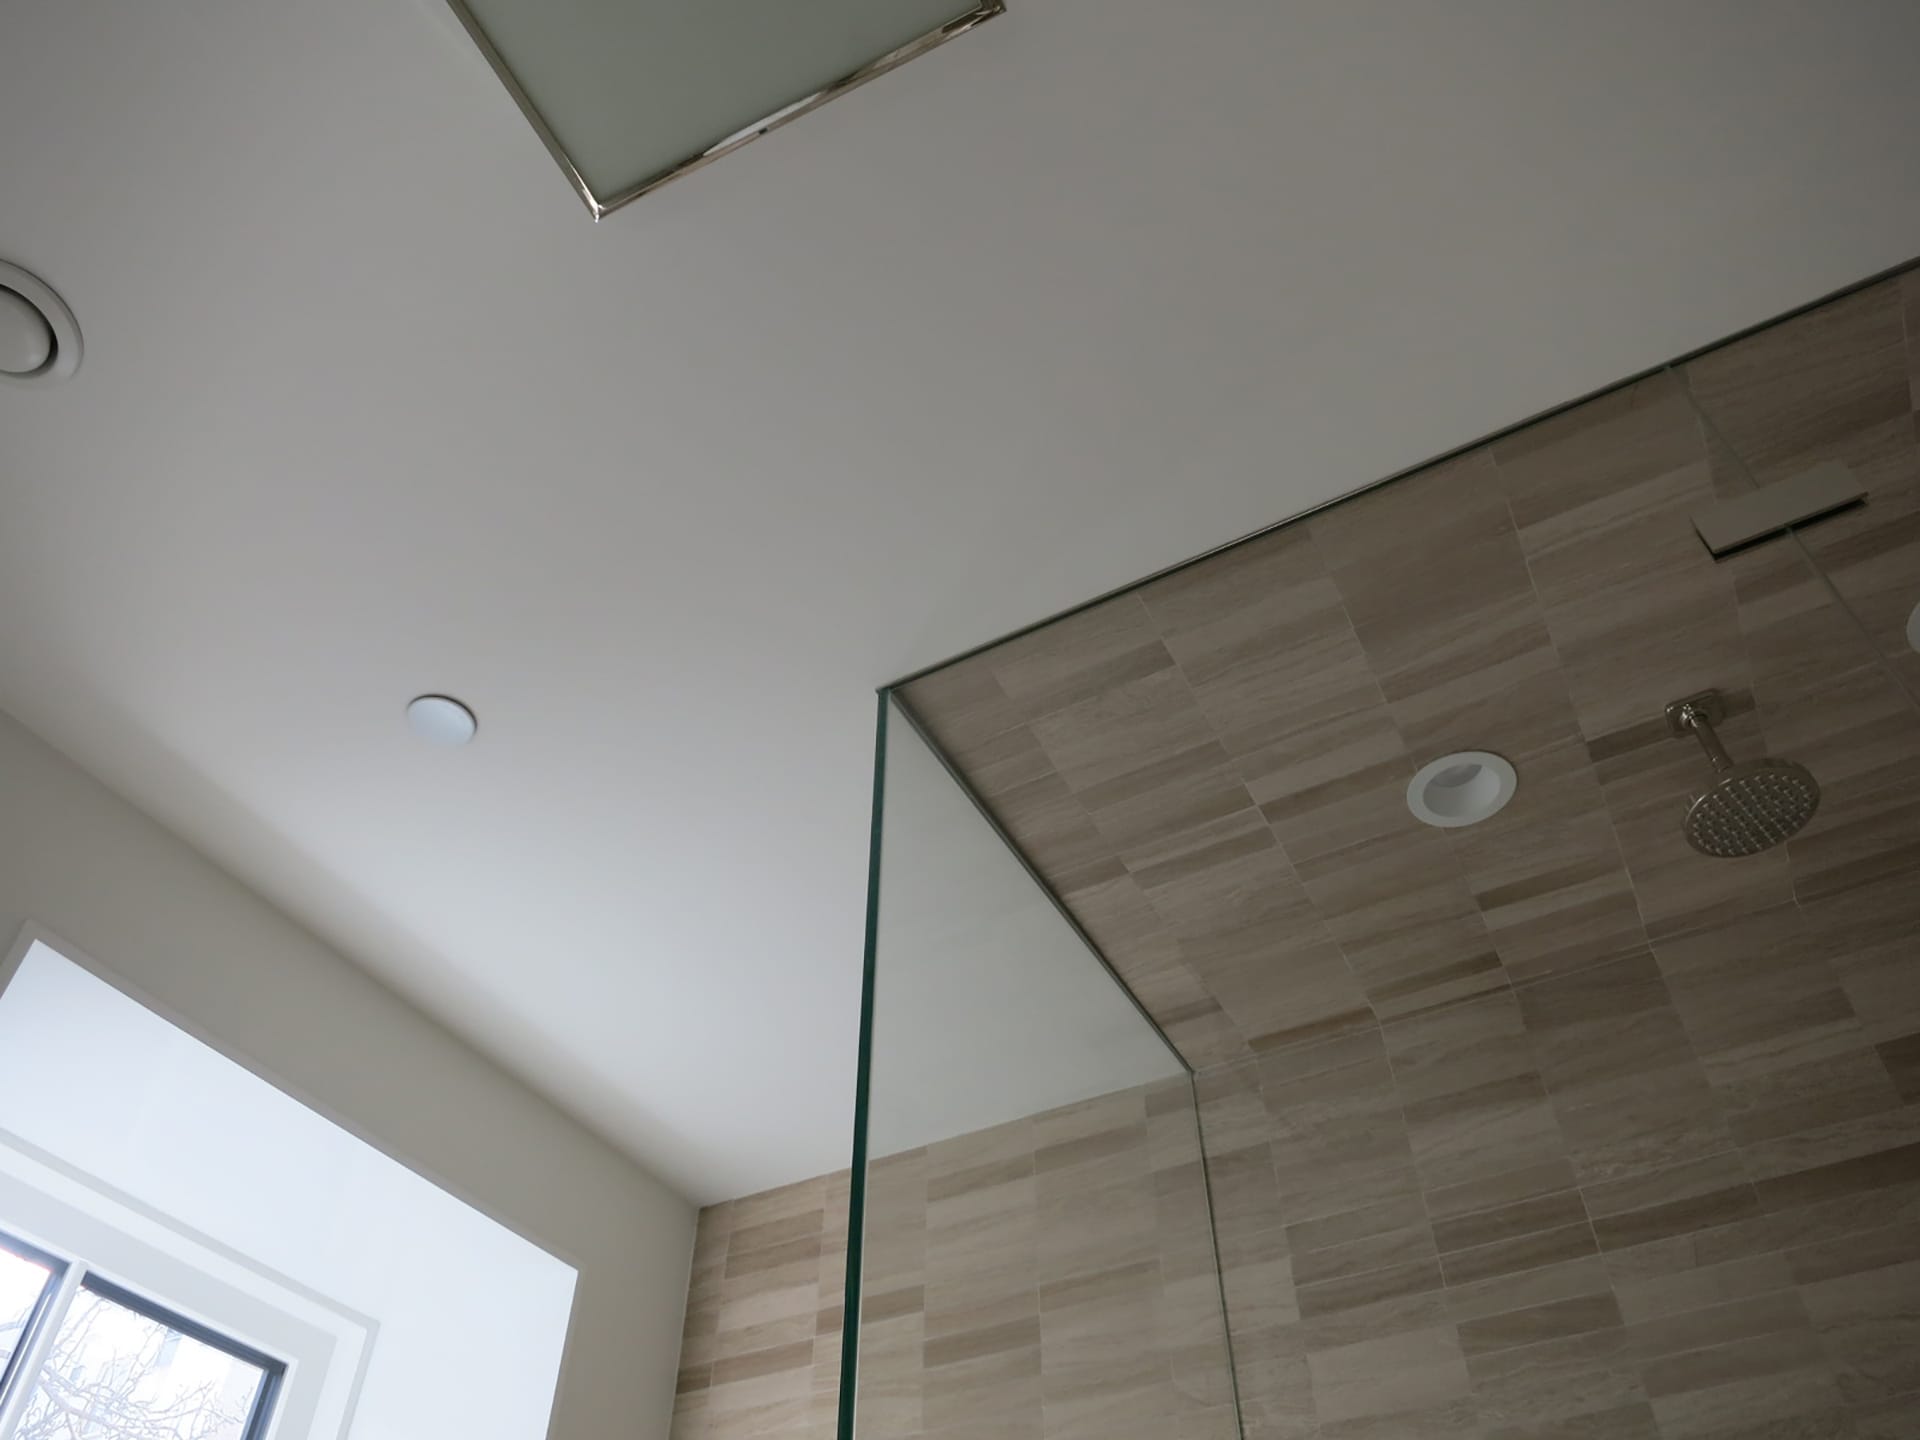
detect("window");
top-left (0, 1229), bottom-right (280, 1440)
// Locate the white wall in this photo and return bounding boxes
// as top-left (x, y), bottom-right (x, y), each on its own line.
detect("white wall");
top-left (0, 707), bottom-right (696, 1440)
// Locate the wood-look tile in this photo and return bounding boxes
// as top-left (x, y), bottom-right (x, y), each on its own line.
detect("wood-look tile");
top-left (1643, 1337), bottom-right (1848, 1440)
top-left (1307, 1323), bottom-right (1472, 1424)
top-left (1425, 1160), bottom-right (1584, 1225)
top-left (1608, 1251), bottom-right (1794, 1326)
top-left (900, 659), bottom-right (1053, 802)
top-left (1313, 451), bottom-right (1569, 765)
top-left (1386, 990), bottom-right (1570, 1194)
top-left (1653, 904), bottom-right (1901, 1146)
top-left (1879, 1035), bottom-right (1920, 1104)
top-left (1517, 955), bottom-right (1734, 1185)
top-left (1297, 1257), bottom-right (1445, 1320)
top-left (1743, 1108), bottom-right (1920, 1213)
top-left (1290, 1215), bottom-right (1438, 1288)
top-left (1241, 707), bottom-right (1416, 868)
top-left (1456, 1293), bottom-right (1625, 1360)
top-left (1850, 1392), bottom-right (1920, 1440)
top-left (1439, 1221), bottom-right (1599, 1288)
top-left (1444, 743), bottom-right (1648, 985)
top-left (1797, 872), bottom-right (1920, 1050)
top-left (1466, 1329), bottom-right (1645, 1435)
top-left (1258, 1048), bottom-right (1422, 1227)
top-left (1582, 1152), bottom-right (1760, 1253)
top-left (1800, 1255), bottom-right (1920, 1406)
top-left (1445, 1255), bottom-right (1614, 1327)
top-left (1432, 1189), bottom-right (1590, 1257)
top-left (1294, 827), bottom-right (1507, 1022)
top-left (1141, 525), bottom-right (1375, 757)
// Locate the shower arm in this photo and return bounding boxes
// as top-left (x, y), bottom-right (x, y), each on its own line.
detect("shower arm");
top-left (1668, 694), bottom-right (1736, 773)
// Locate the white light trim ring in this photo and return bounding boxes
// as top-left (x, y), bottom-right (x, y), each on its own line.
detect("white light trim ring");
top-left (406, 695), bottom-right (478, 746)
top-left (1406, 751), bottom-right (1517, 829)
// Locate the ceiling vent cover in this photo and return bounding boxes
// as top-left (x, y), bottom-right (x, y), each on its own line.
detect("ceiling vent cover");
top-left (0, 261), bottom-right (82, 387)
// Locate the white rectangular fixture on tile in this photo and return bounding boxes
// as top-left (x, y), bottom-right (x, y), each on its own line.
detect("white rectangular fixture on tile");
top-left (446, 0), bottom-right (1004, 217)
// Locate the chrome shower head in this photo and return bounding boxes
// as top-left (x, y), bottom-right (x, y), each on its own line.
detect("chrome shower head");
top-left (1666, 691), bottom-right (1819, 859)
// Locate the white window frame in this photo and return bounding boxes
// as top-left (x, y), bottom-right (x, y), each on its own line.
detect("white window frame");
top-left (0, 1227), bottom-right (285, 1440)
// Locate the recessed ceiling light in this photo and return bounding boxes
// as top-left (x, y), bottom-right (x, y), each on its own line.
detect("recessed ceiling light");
top-left (0, 260), bottom-right (83, 387)
top-left (407, 695), bottom-right (478, 746)
top-left (1406, 751), bottom-right (1517, 829)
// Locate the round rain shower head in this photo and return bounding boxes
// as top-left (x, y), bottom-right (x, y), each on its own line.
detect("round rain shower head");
top-left (1665, 689), bottom-right (1820, 860)
top-left (1682, 757), bottom-right (1820, 859)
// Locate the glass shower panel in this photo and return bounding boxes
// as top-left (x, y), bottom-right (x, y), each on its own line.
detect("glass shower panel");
top-left (841, 695), bottom-right (1240, 1440)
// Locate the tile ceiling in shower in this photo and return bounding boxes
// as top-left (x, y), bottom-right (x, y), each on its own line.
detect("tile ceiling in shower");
top-left (899, 273), bottom-right (1920, 1440)
top-left (902, 271), bottom-right (1920, 1080)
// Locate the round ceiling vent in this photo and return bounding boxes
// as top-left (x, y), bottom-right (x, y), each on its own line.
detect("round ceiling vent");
top-left (0, 260), bottom-right (83, 387)
top-left (1406, 751), bottom-right (1517, 829)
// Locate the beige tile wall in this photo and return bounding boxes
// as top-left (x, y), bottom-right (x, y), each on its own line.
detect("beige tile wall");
top-left (670, 1078), bottom-right (1235, 1440)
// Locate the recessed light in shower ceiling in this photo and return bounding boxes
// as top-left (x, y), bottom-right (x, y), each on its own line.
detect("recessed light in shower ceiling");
top-left (444, 0), bottom-right (1004, 218)
top-left (1406, 751), bottom-right (1517, 829)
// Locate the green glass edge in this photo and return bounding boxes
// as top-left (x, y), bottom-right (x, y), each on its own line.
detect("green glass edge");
top-left (836, 689), bottom-right (890, 1440)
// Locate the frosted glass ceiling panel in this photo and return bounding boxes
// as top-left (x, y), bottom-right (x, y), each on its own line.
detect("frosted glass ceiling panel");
top-left (449, 0), bottom-right (1002, 216)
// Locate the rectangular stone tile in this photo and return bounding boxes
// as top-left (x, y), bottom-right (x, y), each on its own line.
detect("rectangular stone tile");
top-left (1608, 1251), bottom-right (1794, 1325)
top-left (1639, 1325), bottom-right (1831, 1400)
top-left (1258, 1047), bottom-right (1422, 1226)
top-left (1788, 1219), bottom-right (1920, 1286)
top-left (1518, 955), bottom-right (1734, 1185)
top-left (1879, 1034), bottom-right (1920, 1104)
top-left (1583, 1152), bottom-right (1761, 1252)
top-left (1798, 872), bottom-right (1920, 1050)
top-left (1800, 1256), bottom-right (1920, 1405)
top-left (1295, 827), bottom-right (1508, 1022)
top-left (1647, 1361), bottom-right (1850, 1440)
top-left (1425, 1159), bottom-right (1584, 1224)
top-left (1653, 905), bottom-right (1902, 1146)
top-left (1297, 1258), bottom-right (1446, 1320)
top-left (1433, 1188), bottom-right (1590, 1256)
top-left (1625, 1288), bottom-right (1811, 1366)
top-left (1468, 1328), bottom-right (1646, 1434)
top-left (1291, 1214), bottom-right (1438, 1287)
top-left (1457, 1293), bottom-right (1624, 1359)
top-left (1745, 1107), bottom-right (1920, 1212)
top-left (1445, 742), bottom-right (1649, 985)
top-left (1307, 1323), bottom-right (1471, 1424)
top-left (1439, 1220), bottom-right (1598, 1287)
top-left (1446, 1255), bottom-right (1614, 1326)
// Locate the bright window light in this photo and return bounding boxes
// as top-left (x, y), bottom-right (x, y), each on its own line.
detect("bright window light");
top-left (0, 1233), bottom-right (281, 1440)
top-left (0, 933), bottom-right (578, 1440)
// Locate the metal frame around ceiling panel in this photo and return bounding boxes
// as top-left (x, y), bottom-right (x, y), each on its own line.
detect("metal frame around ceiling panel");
top-left (442, 0), bottom-right (1006, 220)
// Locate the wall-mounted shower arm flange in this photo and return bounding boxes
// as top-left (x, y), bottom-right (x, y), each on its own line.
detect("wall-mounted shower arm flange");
top-left (1664, 690), bottom-right (1727, 738)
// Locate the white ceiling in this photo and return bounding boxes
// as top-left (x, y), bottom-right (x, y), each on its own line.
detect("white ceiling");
top-left (2, 0), bottom-right (1918, 1204)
